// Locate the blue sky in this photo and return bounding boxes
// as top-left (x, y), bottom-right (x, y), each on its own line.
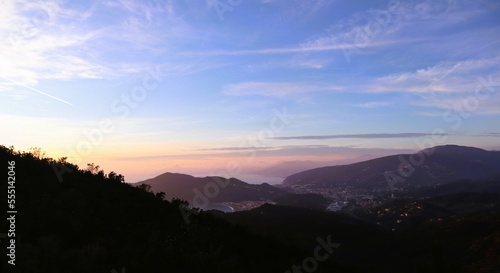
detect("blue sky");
top-left (1, 0), bottom-right (500, 183)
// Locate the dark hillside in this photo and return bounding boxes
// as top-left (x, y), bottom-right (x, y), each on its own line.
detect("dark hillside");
top-left (137, 172), bottom-right (286, 204)
top-left (0, 146), bottom-right (310, 273)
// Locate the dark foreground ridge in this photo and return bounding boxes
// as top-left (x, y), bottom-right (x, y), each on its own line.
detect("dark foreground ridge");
top-left (0, 146), bottom-right (306, 273)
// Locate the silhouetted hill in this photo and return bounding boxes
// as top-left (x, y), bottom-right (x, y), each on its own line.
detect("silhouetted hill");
top-left (356, 192), bottom-right (500, 231)
top-left (0, 146), bottom-right (312, 273)
top-left (426, 192), bottom-right (500, 215)
top-left (405, 174), bottom-right (500, 198)
top-left (217, 203), bottom-right (380, 251)
top-left (283, 145), bottom-right (500, 190)
top-left (136, 172), bottom-right (287, 206)
top-left (216, 197), bottom-right (500, 273)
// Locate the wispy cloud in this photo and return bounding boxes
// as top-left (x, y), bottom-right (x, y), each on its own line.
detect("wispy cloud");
top-left (0, 0), bottom-right (108, 86)
top-left (299, 0), bottom-right (494, 64)
top-left (115, 145), bottom-right (414, 161)
top-left (369, 58), bottom-right (500, 94)
top-left (415, 95), bottom-right (500, 115)
top-left (352, 101), bottom-right (391, 108)
top-left (223, 82), bottom-right (343, 97)
top-left (476, 132), bottom-right (500, 137)
top-left (196, 145), bottom-right (331, 152)
top-left (180, 42), bottom-right (375, 56)
top-left (0, 0), bottom-right (203, 90)
top-left (271, 133), bottom-right (442, 140)
top-left (259, 0), bottom-right (330, 23)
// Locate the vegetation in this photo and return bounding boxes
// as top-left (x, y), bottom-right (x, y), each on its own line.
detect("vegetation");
top-left (0, 146), bottom-right (307, 273)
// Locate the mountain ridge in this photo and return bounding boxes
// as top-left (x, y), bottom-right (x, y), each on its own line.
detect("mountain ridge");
top-left (136, 172), bottom-right (287, 206)
top-left (282, 145), bottom-right (500, 190)
top-left (136, 145), bottom-right (500, 205)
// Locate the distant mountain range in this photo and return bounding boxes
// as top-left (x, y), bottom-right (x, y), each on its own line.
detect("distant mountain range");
top-left (136, 145), bottom-right (500, 208)
top-left (283, 145), bottom-right (500, 191)
top-left (136, 172), bottom-right (286, 207)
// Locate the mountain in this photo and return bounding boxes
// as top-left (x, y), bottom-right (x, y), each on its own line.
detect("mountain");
top-left (0, 145), bottom-right (309, 273)
top-left (136, 172), bottom-right (287, 206)
top-left (256, 155), bottom-right (380, 178)
top-left (283, 145), bottom-right (500, 191)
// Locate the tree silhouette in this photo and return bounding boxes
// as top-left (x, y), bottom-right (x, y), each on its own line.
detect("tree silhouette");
top-left (86, 163), bottom-right (100, 174)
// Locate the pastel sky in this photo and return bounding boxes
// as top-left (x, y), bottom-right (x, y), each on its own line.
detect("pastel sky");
top-left (1, 0), bottom-right (500, 183)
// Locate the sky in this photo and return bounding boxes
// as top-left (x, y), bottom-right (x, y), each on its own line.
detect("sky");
top-left (1, 0), bottom-right (500, 184)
